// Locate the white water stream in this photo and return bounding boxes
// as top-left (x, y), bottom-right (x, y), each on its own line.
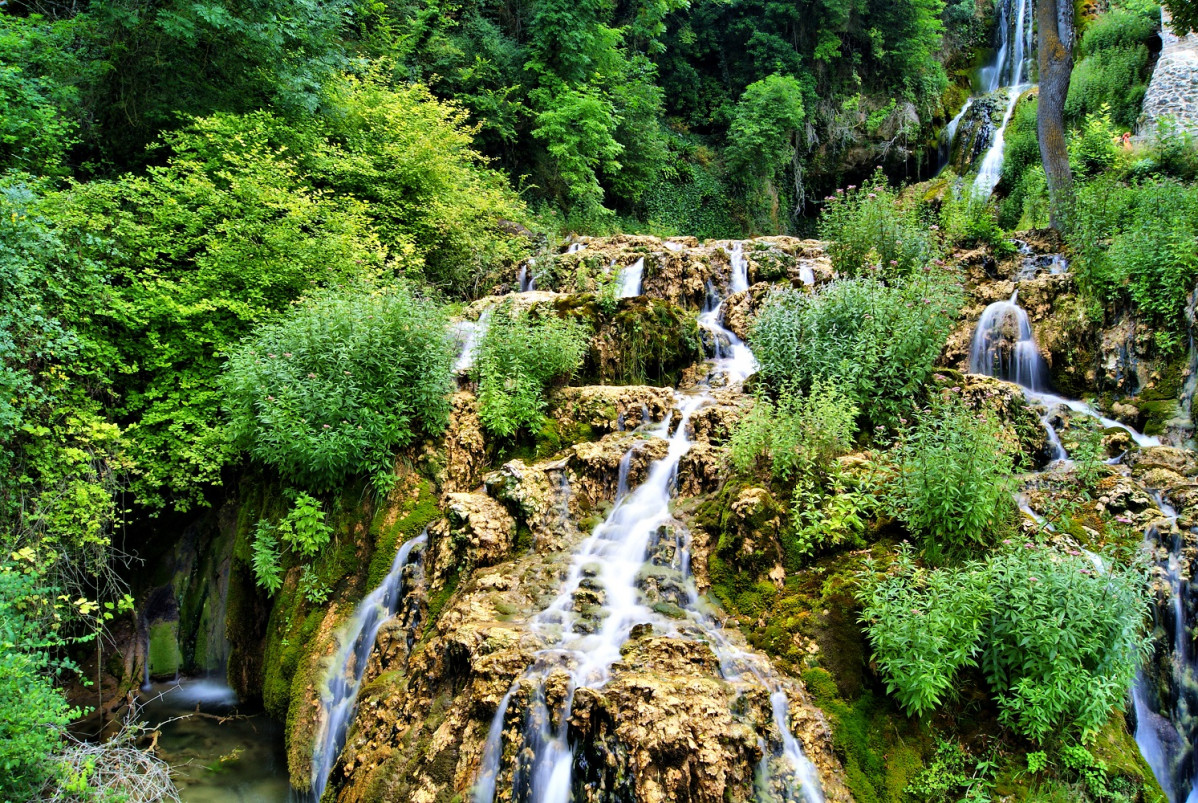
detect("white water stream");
top-left (967, 284), bottom-right (1191, 800)
top-left (472, 247), bottom-right (819, 803)
top-left (618, 257), bottom-right (645, 298)
top-left (310, 533), bottom-right (427, 801)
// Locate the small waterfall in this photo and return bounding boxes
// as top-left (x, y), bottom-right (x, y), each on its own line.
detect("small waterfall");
top-left (618, 257), bottom-right (645, 298)
top-left (310, 532), bottom-right (427, 802)
top-left (472, 243), bottom-right (819, 803)
top-left (728, 242), bottom-right (749, 294)
top-left (518, 260), bottom-right (537, 292)
top-left (454, 308), bottom-right (494, 374)
top-left (968, 291), bottom-right (1161, 450)
top-left (936, 99), bottom-right (973, 174)
top-left (969, 291), bottom-right (1050, 392)
top-left (566, 242), bottom-right (585, 254)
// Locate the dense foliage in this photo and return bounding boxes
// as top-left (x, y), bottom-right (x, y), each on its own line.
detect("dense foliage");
top-left (889, 393), bottom-right (1016, 562)
top-left (819, 172), bottom-right (941, 276)
top-left (749, 271), bottom-right (961, 426)
top-left (859, 543), bottom-right (1151, 744)
top-left (224, 288), bottom-right (455, 492)
top-left (474, 307), bottom-right (589, 437)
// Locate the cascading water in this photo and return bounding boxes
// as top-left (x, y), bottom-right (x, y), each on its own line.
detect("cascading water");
top-left (618, 257), bottom-right (645, 298)
top-left (937, 0), bottom-right (1034, 190)
top-left (729, 242), bottom-right (749, 295)
top-left (968, 291), bottom-right (1161, 452)
top-left (966, 282), bottom-right (1190, 800)
top-left (454, 308), bottom-right (494, 374)
top-left (518, 260), bottom-right (537, 292)
top-left (472, 245), bottom-right (818, 803)
top-left (1133, 493), bottom-right (1198, 803)
top-left (971, 0), bottom-right (1034, 196)
top-left (310, 533), bottom-right (427, 802)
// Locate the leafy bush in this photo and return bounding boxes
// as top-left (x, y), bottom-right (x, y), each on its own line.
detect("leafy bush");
top-left (984, 545), bottom-right (1149, 743)
top-left (0, 567), bottom-right (79, 801)
top-left (819, 170), bottom-right (940, 278)
top-left (858, 543), bottom-right (1150, 743)
top-left (889, 392), bottom-right (1015, 561)
top-left (276, 492), bottom-right (332, 558)
top-left (856, 545), bottom-right (992, 717)
top-left (728, 382), bottom-right (858, 483)
top-left (749, 271), bottom-right (962, 426)
top-left (252, 520), bottom-right (283, 594)
top-left (224, 287), bottom-right (455, 492)
top-left (1068, 108), bottom-right (1120, 178)
top-left (997, 97), bottom-right (1044, 228)
top-left (939, 180), bottom-right (1009, 251)
top-left (1070, 176), bottom-right (1198, 343)
top-left (474, 307), bottom-right (589, 437)
top-left (1066, 8), bottom-right (1157, 130)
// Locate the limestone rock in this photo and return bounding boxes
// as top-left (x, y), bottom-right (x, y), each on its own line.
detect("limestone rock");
top-left (444, 492), bottom-right (517, 570)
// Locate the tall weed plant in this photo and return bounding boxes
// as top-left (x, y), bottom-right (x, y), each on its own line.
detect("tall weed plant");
top-left (889, 392), bottom-right (1015, 562)
top-left (224, 287), bottom-right (455, 492)
top-left (819, 169), bottom-right (941, 278)
top-left (474, 306), bottom-right (589, 437)
top-left (749, 271), bottom-right (962, 426)
top-left (858, 542), bottom-right (1150, 744)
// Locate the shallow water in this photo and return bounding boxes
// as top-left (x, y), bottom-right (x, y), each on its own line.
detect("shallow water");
top-left (139, 679), bottom-right (290, 802)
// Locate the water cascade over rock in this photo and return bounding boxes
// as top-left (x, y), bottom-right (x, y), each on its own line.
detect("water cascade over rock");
top-left (939, 0), bottom-right (1034, 189)
top-left (310, 533), bottom-right (427, 801)
top-left (619, 257), bottom-right (645, 298)
top-left (471, 254), bottom-right (821, 803)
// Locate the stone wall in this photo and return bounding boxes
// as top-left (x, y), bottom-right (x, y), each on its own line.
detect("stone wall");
top-left (1141, 9), bottom-right (1198, 137)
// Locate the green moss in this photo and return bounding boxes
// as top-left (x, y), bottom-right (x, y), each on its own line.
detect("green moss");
top-left (368, 479), bottom-right (440, 589)
top-left (148, 620), bottom-right (182, 678)
top-left (425, 571), bottom-right (460, 627)
top-left (803, 667), bottom-right (928, 803)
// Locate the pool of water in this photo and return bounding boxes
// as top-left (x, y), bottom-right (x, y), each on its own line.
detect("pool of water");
top-left (139, 679), bottom-right (291, 802)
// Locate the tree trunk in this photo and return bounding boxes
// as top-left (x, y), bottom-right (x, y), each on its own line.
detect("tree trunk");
top-left (1037, 0), bottom-right (1075, 231)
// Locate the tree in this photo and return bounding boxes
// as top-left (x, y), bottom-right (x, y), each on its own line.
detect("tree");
top-left (1037, 0), bottom-right (1076, 231)
top-left (1163, 1), bottom-right (1198, 35)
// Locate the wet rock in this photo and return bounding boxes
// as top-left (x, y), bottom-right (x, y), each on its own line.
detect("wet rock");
top-left (443, 493), bottom-right (518, 571)
top-left (550, 385), bottom-right (676, 438)
top-left (570, 435), bottom-right (670, 509)
top-left (442, 391), bottom-right (488, 493)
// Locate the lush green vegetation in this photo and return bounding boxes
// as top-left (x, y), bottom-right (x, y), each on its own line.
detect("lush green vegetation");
top-left (749, 271), bottom-right (962, 427)
top-left (859, 543), bottom-right (1150, 745)
top-left (474, 307), bottom-right (589, 437)
top-left (888, 393), bottom-right (1016, 563)
top-left (819, 171), bottom-right (942, 277)
top-left (224, 287), bottom-right (456, 492)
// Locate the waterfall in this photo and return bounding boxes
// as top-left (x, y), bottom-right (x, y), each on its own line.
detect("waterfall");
top-left (728, 242), bottom-right (749, 294)
top-left (566, 242), bottom-right (585, 254)
top-left (310, 532), bottom-right (427, 802)
top-left (518, 260), bottom-right (537, 292)
top-left (969, 291), bottom-right (1050, 392)
top-left (618, 257), bottom-right (645, 298)
top-left (936, 99), bottom-right (973, 174)
top-left (967, 290), bottom-right (1190, 799)
top-left (968, 291), bottom-right (1161, 451)
top-left (472, 244), bottom-right (819, 803)
top-left (971, 0), bottom-right (1033, 196)
top-left (454, 308), bottom-right (494, 374)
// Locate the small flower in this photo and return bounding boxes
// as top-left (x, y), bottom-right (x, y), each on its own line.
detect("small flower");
top-left (308, 373), bottom-right (317, 379)
top-left (848, 185), bottom-right (857, 191)
top-left (933, 258), bottom-right (945, 266)
top-left (323, 424), bottom-right (331, 429)
top-left (1002, 539), bottom-right (1012, 545)
top-left (929, 224), bottom-right (940, 231)
top-left (1025, 542), bottom-right (1036, 549)
top-left (950, 386), bottom-right (961, 392)
top-left (1029, 576), bottom-right (1039, 583)
top-left (283, 352), bottom-right (292, 358)
top-left (837, 189), bottom-right (844, 194)
top-left (268, 353), bottom-right (276, 358)
top-left (889, 259), bottom-right (898, 266)
top-left (266, 395), bottom-right (275, 402)
top-left (912, 608), bottom-right (923, 615)
top-left (868, 193), bottom-right (877, 199)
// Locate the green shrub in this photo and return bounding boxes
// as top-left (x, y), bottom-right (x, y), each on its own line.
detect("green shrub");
top-left (474, 307), bottom-right (589, 437)
top-left (819, 170), bottom-right (940, 278)
top-left (749, 272), bottom-right (962, 426)
top-left (728, 381), bottom-right (858, 483)
top-left (857, 543), bottom-right (1150, 744)
top-left (251, 520), bottom-right (283, 594)
top-left (939, 180), bottom-right (1009, 251)
top-left (1066, 8), bottom-right (1157, 130)
top-left (1069, 108), bottom-right (1121, 178)
top-left (0, 567), bottom-right (79, 800)
top-left (984, 545), bottom-right (1149, 743)
top-left (889, 392), bottom-right (1015, 561)
top-left (224, 287), bottom-right (455, 492)
top-left (276, 492), bottom-right (332, 558)
top-left (1070, 176), bottom-right (1198, 341)
top-left (997, 97), bottom-right (1043, 228)
top-left (856, 545), bottom-right (992, 717)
